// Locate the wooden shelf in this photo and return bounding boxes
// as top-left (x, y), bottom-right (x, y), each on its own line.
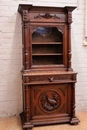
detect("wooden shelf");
top-left (32, 53), bottom-right (63, 56)
top-left (32, 42), bottom-right (62, 45)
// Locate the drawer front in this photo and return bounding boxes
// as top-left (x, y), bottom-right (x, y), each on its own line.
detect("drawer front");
top-left (23, 74), bottom-right (76, 84)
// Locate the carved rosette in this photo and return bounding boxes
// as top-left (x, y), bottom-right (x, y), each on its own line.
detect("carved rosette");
top-left (39, 90), bottom-right (61, 112)
top-left (23, 76), bottom-right (30, 83)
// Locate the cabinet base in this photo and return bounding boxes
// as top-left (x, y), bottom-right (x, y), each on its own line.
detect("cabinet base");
top-left (20, 112), bottom-right (80, 130)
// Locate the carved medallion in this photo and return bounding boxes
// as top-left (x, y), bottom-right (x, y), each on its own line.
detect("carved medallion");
top-left (39, 90), bottom-right (61, 112)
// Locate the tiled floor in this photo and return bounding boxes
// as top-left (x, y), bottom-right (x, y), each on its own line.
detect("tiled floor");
top-left (0, 111), bottom-right (87, 130)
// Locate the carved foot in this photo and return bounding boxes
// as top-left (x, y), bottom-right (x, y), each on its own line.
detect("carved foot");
top-left (20, 112), bottom-right (34, 130)
top-left (70, 117), bottom-right (80, 125)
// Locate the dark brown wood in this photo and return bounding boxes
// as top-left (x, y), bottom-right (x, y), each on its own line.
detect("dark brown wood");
top-left (18, 4), bottom-right (80, 130)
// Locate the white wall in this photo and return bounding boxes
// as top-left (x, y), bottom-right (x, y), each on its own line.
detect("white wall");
top-left (0, 0), bottom-right (86, 117)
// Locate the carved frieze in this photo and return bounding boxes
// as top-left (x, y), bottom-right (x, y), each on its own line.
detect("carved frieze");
top-left (22, 74), bottom-right (76, 84)
top-left (29, 75), bottom-right (72, 82)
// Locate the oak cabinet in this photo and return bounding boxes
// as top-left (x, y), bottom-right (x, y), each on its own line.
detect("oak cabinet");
top-left (18, 4), bottom-right (80, 130)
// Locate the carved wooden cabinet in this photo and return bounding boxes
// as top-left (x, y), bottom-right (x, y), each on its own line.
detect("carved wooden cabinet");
top-left (18, 4), bottom-right (80, 130)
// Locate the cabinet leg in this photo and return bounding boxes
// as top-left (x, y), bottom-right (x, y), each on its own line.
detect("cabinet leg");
top-left (70, 83), bottom-right (80, 125)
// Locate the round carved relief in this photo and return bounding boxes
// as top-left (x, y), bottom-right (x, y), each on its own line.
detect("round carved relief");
top-left (39, 90), bottom-right (61, 113)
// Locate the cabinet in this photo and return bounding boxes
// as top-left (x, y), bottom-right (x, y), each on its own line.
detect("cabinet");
top-left (18, 4), bottom-right (80, 130)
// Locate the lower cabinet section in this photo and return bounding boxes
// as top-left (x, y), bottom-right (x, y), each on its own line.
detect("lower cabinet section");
top-left (20, 81), bottom-right (80, 130)
top-left (31, 84), bottom-right (71, 117)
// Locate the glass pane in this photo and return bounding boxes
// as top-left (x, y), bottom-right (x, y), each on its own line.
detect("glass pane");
top-left (32, 27), bottom-right (63, 65)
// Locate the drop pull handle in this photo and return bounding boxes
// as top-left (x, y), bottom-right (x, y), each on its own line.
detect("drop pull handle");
top-left (48, 77), bottom-right (54, 82)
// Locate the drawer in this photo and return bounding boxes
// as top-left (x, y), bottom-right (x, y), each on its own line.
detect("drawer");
top-left (22, 74), bottom-right (76, 84)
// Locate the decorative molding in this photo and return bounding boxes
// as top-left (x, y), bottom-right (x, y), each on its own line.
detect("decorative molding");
top-left (34, 13), bottom-right (60, 19)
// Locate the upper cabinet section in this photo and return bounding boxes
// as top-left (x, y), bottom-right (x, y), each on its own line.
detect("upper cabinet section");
top-left (18, 4), bottom-right (76, 71)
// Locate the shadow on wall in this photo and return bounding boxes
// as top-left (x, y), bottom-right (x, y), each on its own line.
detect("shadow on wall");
top-left (9, 12), bottom-right (23, 116)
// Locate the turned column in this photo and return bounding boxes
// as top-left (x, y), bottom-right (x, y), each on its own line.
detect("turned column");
top-left (71, 83), bottom-right (76, 119)
top-left (67, 10), bottom-right (72, 71)
top-left (22, 10), bottom-right (30, 70)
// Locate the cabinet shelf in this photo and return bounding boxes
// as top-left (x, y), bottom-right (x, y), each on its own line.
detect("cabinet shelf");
top-left (32, 53), bottom-right (63, 56)
top-left (32, 42), bottom-right (62, 45)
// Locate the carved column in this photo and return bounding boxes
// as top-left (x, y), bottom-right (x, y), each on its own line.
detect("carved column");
top-left (71, 83), bottom-right (76, 119)
top-left (67, 11), bottom-right (72, 71)
top-left (22, 10), bottom-right (30, 70)
top-left (25, 85), bottom-right (30, 122)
